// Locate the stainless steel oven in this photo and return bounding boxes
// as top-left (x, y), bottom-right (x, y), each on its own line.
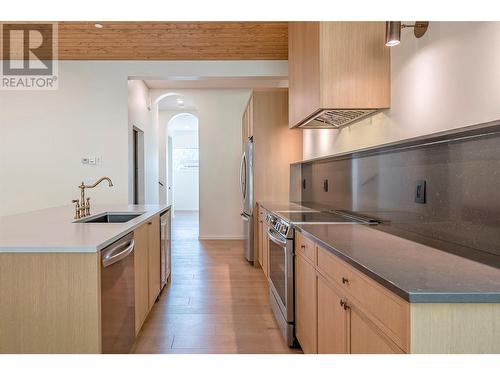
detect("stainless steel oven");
top-left (266, 213), bottom-right (295, 347)
top-left (265, 209), bottom-right (379, 348)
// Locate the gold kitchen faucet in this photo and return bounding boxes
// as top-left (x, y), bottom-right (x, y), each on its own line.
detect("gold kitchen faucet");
top-left (73, 177), bottom-right (113, 219)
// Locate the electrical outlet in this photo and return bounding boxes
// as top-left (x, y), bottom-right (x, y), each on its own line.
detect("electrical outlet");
top-left (415, 180), bottom-right (426, 204)
top-left (323, 179), bottom-right (329, 192)
top-left (81, 157), bottom-right (89, 165)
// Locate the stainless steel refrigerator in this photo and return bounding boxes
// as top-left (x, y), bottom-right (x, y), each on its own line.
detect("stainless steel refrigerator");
top-left (240, 137), bottom-right (254, 263)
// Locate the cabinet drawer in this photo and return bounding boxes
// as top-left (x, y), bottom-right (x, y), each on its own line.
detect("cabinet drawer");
top-left (317, 245), bottom-right (409, 352)
top-left (295, 231), bottom-right (316, 263)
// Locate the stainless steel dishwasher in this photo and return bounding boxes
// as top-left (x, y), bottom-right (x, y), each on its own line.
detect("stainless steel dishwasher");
top-left (100, 232), bottom-right (135, 354)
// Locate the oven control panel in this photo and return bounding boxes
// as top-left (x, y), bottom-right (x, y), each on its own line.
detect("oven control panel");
top-left (265, 213), bottom-right (292, 239)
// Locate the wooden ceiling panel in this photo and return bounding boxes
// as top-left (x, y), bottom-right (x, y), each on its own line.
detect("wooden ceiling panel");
top-left (57, 22), bottom-right (288, 60)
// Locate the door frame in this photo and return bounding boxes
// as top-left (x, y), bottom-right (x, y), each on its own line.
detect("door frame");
top-left (132, 126), bottom-right (145, 205)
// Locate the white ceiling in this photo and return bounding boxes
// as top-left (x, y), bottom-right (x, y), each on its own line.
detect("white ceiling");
top-left (157, 94), bottom-right (197, 111)
top-left (152, 76), bottom-right (288, 111)
top-left (143, 76), bottom-right (288, 90)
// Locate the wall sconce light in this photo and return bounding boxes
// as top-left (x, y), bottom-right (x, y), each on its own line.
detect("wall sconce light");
top-left (385, 21), bottom-right (429, 46)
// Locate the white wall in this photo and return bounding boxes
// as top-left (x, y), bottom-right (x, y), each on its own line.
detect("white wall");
top-left (303, 22), bottom-right (500, 159)
top-left (0, 62), bottom-right (129, 216)
top-left (0, 60), bottom-right (287, 216)
top-left (155, 90), bottom-right (252, 239)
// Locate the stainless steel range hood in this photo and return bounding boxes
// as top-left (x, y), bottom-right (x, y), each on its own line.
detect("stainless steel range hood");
top-left (298, 109), bottom-right (381, 129)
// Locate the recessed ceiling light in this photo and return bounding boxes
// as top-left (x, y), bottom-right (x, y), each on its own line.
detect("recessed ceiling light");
top-left (176, 98), bottom-right (185, 106)
top-left (94, 23), bottom-right (104, 29)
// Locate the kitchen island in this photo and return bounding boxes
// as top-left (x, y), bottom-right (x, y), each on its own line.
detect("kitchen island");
top-left (0, 204), bottom-right (170, 354)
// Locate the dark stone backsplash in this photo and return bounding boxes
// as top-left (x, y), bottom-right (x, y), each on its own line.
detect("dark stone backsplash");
top-left (291, 121), bottom-right (500, 266)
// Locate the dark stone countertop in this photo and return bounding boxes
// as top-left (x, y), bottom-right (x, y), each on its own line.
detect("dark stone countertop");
top-left (258, 201), bottom-right (319, 213)
top-left (297, 223), bottom-right (500, 303)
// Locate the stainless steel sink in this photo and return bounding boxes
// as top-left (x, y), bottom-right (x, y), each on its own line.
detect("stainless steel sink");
top-left (75, 212), bottom-right (144, 223)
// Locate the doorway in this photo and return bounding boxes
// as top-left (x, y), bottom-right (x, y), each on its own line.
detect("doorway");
top-left (167, 113), bottom-right (199, 234)
top-left (167, 136), bottom-right (173, 206)
top-left (132, 127), bottom-right (145, 204)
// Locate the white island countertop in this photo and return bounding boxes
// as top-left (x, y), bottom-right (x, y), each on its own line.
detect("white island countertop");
top-left (0, 204), bottom-right (171, 253)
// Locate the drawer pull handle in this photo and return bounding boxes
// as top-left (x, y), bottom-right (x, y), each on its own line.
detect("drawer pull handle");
top-left (342, 277), bottom-right (349, 284)
top-left (301, 245), bottom-right (306, 249)
top-left (340, 299), bottom-right (350, 311)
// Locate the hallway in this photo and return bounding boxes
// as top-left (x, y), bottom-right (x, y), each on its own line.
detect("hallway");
top-left (132, 211), bottom-right (300, 354)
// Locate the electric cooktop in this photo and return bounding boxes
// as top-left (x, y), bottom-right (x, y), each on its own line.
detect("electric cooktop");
top-left (275, 210), bottom-right (380, 225)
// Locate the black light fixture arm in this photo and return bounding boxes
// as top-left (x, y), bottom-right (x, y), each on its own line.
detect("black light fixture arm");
top-left (401, 21), bottom-right (429, 38)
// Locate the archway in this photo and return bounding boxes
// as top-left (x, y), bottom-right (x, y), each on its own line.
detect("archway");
top-left (166, 112), bottom-right (199, 236)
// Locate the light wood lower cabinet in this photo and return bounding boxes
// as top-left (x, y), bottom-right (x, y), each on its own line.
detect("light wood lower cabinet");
top-left (148, 217), bottom-right (161, 309)
top-left (317, 274), bottom-right (348, 354)
top-left (0, 252), bottom-right (101, 353)
top-left (134, 222), bottom-right (150, 335)
top-left (294, 231), bottom-right (408, 354)
top-left (295, 253), bottom-right (317, 353)
top-left (349, 305), bottom-right (403, 354)
top-left (262, 222), bottom-right (269, 278)
top-left (316, 272), bottom-right (401, 354)
top-left (294, 232), bottom-right (500, 354)
top-left (258, 218), bottom-right (264, 269)
top-left (257, 205), bottom-right (269, 278)
top-left (134, 214), bottom-right (161, 335)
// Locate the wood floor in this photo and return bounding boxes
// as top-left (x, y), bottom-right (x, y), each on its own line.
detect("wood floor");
top-left (131, 211), bottom-right (301, 354)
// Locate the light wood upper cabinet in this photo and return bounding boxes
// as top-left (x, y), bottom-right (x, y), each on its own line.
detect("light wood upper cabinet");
top-left (147, 216), bottom-right (161, 309)
top-left (295, 252), bottom-right (317, 353)
top-left (288, 22), bottom-right (321, 129)
top-left (288, 22), bottom-right (390, 128)
top-left (252, 90), bottom-right (302, 203)
top-left (317, 274), bottom-right (348, 354)
top-left (248, 89), bottom-right (302, 271)
top-left (134, 223), bottom-right (149, 335)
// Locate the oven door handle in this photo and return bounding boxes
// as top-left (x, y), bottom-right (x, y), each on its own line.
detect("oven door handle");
top-left (268, 228), bottom-right (287, 247)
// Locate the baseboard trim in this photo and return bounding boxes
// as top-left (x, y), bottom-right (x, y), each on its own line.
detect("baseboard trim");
top-left (198, 236), bottom-right (245, 241)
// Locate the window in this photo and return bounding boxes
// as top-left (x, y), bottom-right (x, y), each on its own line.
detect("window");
top-left (173, 148), bottom-right (199, 171)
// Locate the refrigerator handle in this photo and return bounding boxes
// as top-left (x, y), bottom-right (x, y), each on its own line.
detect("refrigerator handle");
top-left (240, 151), bottom-right (246, 200)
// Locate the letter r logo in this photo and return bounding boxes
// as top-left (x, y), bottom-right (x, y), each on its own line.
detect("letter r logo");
top-left (2, 23), bottom-right (53, 76)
